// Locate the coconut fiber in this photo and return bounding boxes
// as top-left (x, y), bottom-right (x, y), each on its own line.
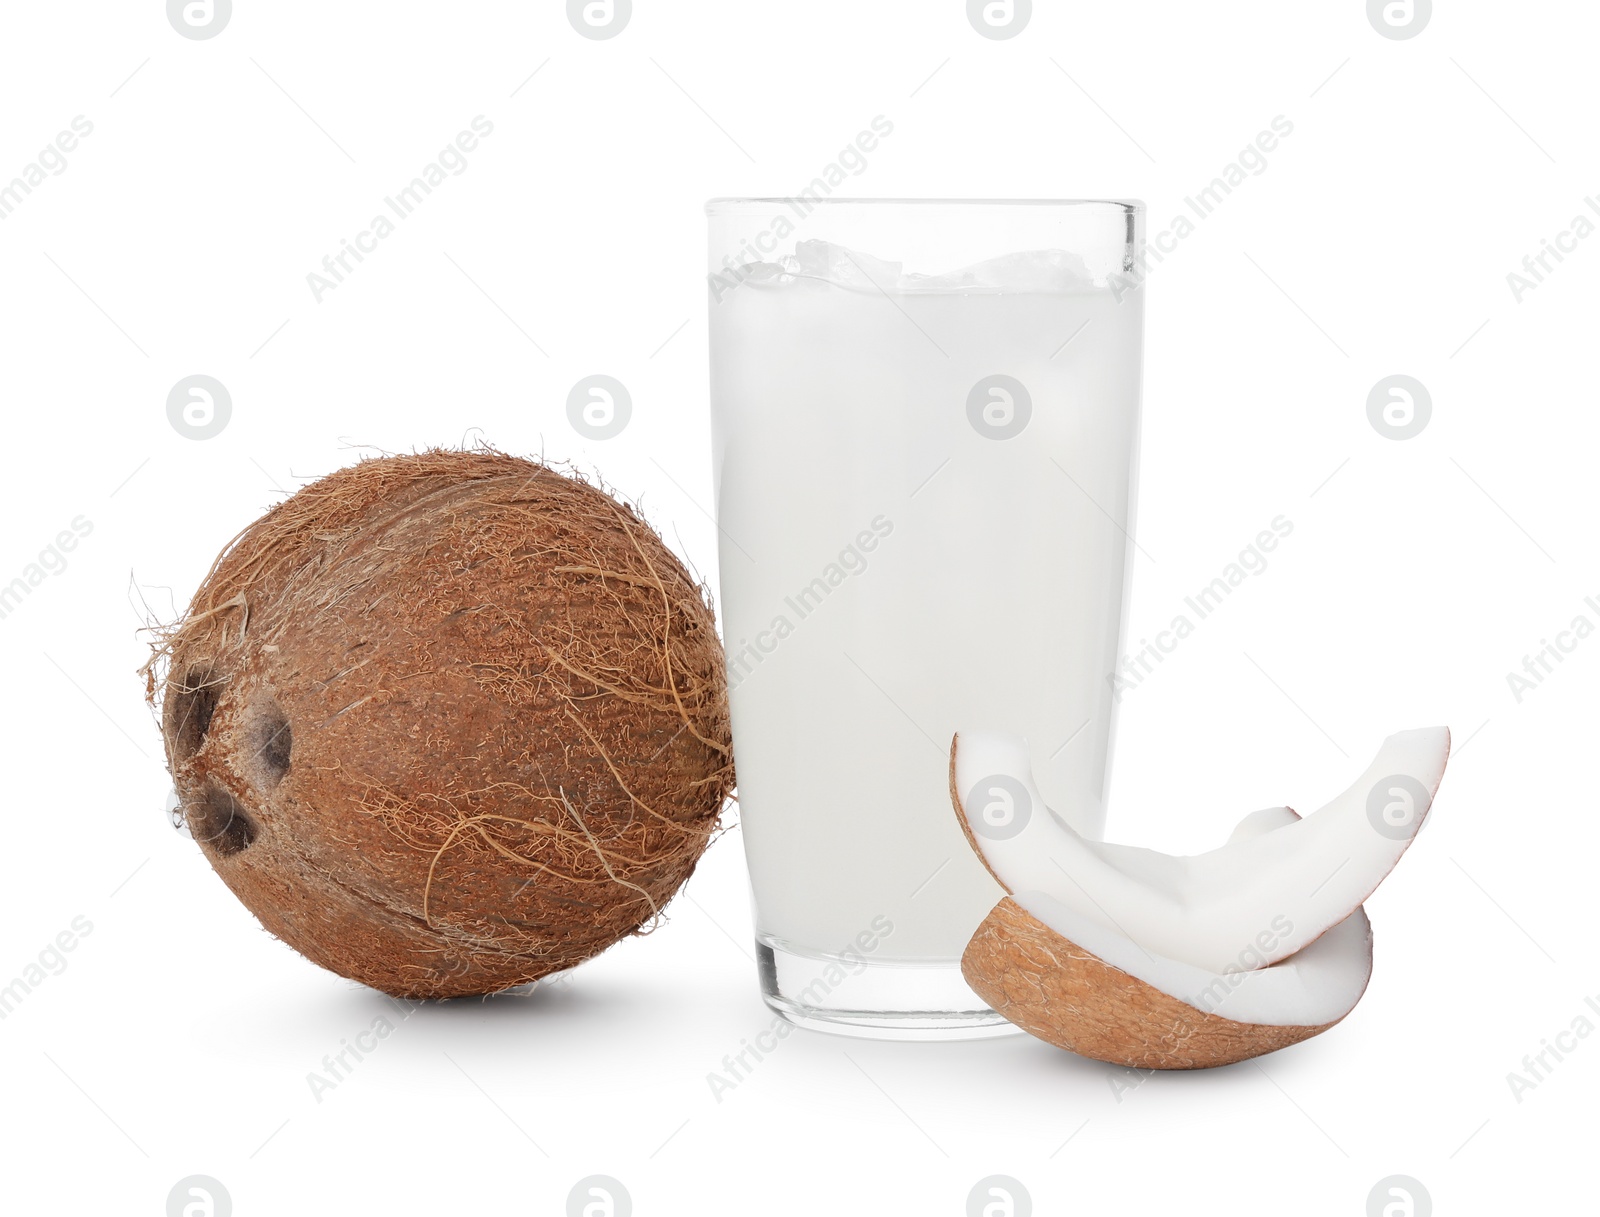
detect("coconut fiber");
top-left (145, 449), bottom-right (733, 998)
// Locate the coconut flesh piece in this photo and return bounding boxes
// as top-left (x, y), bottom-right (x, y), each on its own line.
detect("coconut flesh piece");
top-left (961, 806), bottom-right (1379, 1068)
top-left (1015, 806), bottom-right (1374, 1028)
top-left (950, 727), bottom-right (1450, 975)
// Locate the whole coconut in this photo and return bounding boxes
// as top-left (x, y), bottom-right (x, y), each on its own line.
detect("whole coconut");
top-left (146, 449), bottom-right (733, 998)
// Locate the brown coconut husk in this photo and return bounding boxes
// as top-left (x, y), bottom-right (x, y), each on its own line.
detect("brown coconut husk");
top-left (142, 448), bottom-right (733, 998)
top-left (961, 898), bottom-right (1343, 1070)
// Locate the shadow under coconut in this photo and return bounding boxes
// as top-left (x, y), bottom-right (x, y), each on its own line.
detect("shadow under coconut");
top-left (826, 1022), bottom-right (1352, 1095)
top-left (315, 973), bottom-right (614, 1027)
top-left (1017, 1023), bottom-right (1356, 1087)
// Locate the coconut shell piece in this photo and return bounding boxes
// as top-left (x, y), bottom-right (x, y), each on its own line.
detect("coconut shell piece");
top-left (961, 897), bottom-right (1347, 1069)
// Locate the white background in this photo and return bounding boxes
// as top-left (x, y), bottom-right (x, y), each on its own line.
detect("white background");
top-left (1, 2), bottom-right (1593, 1213)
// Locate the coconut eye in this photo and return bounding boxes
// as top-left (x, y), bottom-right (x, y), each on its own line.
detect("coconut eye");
top-left (167, 667), bottom-right (222, 763)
top-left (192, 781), bottom-right (257, 856)
top-left (249, 700), bottom-right (292, 787)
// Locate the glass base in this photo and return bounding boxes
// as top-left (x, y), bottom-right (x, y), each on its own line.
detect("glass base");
top-left (756, 935), bottom-right (1021, 1041)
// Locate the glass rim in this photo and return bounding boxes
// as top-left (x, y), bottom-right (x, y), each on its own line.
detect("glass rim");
top-left (706, 196), bottom-right (1144, 214)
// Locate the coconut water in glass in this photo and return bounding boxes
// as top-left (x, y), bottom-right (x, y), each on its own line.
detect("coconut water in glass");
top-left (706, 199), bottom-right (1145, 1037)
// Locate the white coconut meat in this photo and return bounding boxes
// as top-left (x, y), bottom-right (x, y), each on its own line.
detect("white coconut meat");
top-left (951, 727), bottom-right (1449, 975)
top-left (1011, 807), bottom-right (1374, 1028)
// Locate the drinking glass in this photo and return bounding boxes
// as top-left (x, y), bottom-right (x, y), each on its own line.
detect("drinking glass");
top-left (706, 199), bottom-right (1145, 1038)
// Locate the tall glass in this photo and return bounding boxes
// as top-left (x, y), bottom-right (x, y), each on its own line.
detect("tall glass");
top-left (706, 200), bottom-right (1145, 1038)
